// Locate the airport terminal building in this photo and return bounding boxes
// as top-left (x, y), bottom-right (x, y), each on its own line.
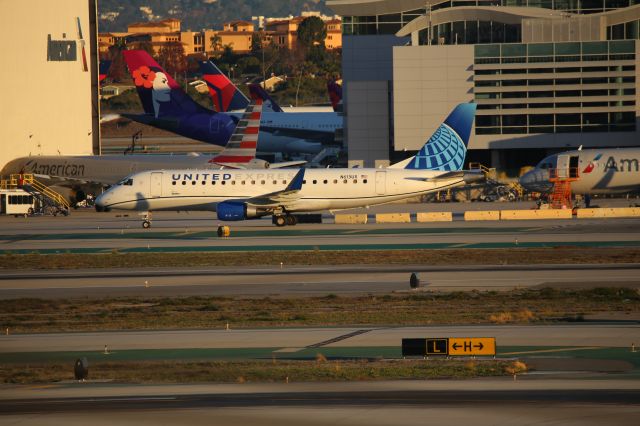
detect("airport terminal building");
top-left (327, 0), bottom-right (640, 173)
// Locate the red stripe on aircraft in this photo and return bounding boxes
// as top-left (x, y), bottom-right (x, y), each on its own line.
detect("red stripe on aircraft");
top-left (245, 127), bottom-right (259, 134)
top-left (239, 141), bottom-right (257, 149)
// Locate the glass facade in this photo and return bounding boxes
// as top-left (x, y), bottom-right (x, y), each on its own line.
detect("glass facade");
top-left (473, 41), bottom-right (637, 134)
top-left (342, 1), bottom-right (639, 36)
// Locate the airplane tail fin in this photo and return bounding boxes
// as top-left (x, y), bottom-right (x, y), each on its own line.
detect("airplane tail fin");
top-left (390, 103), bottom-right (476, 171)
top-left (99, 60), bottom-right (111, 85)
top-left (123, 50), bottom-right (208, 118)
top-left (327, 80), bottom-right (342, 112)
top-left (209, 84), bottom-right (264, 167)
top-left (199, 60), bottom-right (250, 112)
top-left (250, 83), bottom-right (284, 113)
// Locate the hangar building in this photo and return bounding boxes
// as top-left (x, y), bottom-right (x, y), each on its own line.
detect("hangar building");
top-left (0, 0), bottom-right (99, 171)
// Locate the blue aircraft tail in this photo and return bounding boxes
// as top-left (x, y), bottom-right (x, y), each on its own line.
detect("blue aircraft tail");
top-left (401, 103), bottom-right (476, 171)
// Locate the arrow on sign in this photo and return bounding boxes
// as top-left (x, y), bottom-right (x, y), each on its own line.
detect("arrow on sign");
top-left (475, 342), bottom-right (484, 350)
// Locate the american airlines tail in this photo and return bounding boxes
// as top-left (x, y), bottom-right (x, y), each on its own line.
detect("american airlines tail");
top-left (199, 60), bottom-right (284, 113)
top-left (389, 103), bottom-right (476, 171)
top-left (123, 50), bottom-right (209, 119)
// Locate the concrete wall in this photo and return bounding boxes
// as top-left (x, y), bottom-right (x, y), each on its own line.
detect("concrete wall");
top-left (342, 35), bottom-right (408, 167)
top-left (392, 45), bottom-right (475, 151)
top-left (0, 0), bottom-right (99, 171)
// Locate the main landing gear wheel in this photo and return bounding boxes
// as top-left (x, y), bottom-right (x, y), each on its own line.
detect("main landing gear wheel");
top-left (274, 215), bottom-right (287, 227)
top-left (142, 220), bottom-right (151, 229)
top-left (285, 215), bottom-right (297, 226)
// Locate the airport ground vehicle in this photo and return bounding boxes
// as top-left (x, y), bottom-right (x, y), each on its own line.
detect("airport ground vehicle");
top-left (0, 189), bottom-right (35, 217)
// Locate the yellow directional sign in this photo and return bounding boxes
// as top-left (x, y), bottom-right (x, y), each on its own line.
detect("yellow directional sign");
top-left (448, 337), bottom-right (496, 356)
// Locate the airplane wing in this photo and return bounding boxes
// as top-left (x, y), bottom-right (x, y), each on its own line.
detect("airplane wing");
top-left (244, 169), bottom-right (305, 207)
top-left (404, 170), bottom-right (484, 184)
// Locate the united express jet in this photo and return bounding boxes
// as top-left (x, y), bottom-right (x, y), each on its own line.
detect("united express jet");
top-left (95, 103), bottom-right (480, 226)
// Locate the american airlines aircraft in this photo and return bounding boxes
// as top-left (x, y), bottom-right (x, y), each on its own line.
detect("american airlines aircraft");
top-left (519, 148), bottom-right (640, 194)
top-left (95, 103), bottom-right (480, 226)
top-left (1, 86), bottom-right (303, 206)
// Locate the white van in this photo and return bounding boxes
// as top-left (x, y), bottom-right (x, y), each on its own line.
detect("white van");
top-left (0, 189), bottom-right (35, 217)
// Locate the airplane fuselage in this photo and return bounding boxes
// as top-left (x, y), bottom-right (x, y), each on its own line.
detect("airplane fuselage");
top-left (96, 168), bottom-right (465, 213)
top-left (127, 111), bottom-right (342, 155)
top-left (520, 148), bottom-right (640, 194)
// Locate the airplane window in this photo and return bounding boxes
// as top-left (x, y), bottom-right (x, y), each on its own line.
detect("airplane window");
top-left (172, 181), bottom-right (176, 185)
top-left (118, 178), bottom-right (134, 186)
top-left (313, 180), bottom-right (317, 184)
top-left (343, 179), bottom-right (347, 184)
top-left (242, 181), bottom-right (246, 185)
top-left (192, 181), bottom-right (196, 185)
top-left (333, 179), bottom-right (337, 184)
top-left (182, 181), bottom-right (186, 185)
top-left (363, 179), bottom-right (368, 184)
top-left (212, 181), bottom-right (216, 185)
top-left (303, 180), bottom-right (307, 184)
top-left (261, 180), bottom-right (265, 185)
top-left (282, 180), bottom-right (287, 184)
top-left (202, 181), bottom-right (206, 185)
top-left (222, 181), bottom-right (226, 185)
top-left (323, 180), bottom-right (328, 184)
top-left (353, 179), bottom-right (357, 184)
top-left (251, 180), bottom-right (255, 185)
top-left (273, 180), bottom-right (277, 184)
top-left (232, 181), bottom-right (236, 185)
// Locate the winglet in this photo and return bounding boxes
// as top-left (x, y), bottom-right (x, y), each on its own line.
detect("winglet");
top-left (285, 169), bottom-right (305, 191)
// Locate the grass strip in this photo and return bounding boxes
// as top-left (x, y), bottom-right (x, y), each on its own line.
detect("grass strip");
top-left (2, 247), bottom-right (640, 270)
top-left (0, 359), bottom-right (517, 384)
top-left (2, 287), bottom-right (638, 334)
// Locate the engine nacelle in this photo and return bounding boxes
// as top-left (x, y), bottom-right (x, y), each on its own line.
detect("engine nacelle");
top-left (216, 201), bottom-right (267, 221)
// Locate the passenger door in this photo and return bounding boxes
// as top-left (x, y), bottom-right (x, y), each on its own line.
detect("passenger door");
top-left (150, 172), bottom-right (163, 197)
top-left (375, 171), bottom-right (386, 195)
top-left (556, 155), bottom-right (570, 178)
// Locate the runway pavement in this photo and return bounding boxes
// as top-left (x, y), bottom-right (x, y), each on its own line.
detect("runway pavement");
top-left (1, 207), bottom-right (640, 254)
top-left (4, 324), bottom-right (638, 352)
top-left (1, 380), bottom-right (639, 425)
top-left (1, 264), bottom-right (639, 298)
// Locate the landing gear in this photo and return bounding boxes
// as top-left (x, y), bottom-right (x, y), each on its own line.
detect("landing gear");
top-left (141, 212), bottom-right (152, 229)
top-left (274, 215), bottom-right (287, 227)
top-left (285, 215), bottom-right (297, 226)
top-left (274, 214), bottom-right (297, 227)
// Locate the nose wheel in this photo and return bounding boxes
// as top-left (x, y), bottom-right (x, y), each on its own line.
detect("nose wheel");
top-left (140, 212), bottom-right (152, 229)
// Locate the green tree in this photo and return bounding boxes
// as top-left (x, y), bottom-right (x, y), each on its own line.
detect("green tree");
top-left (157, 41), bottom-right (187, 78)
top-left (209, 34), bottom-right (223, 56)
top-left (296, 16), bottom-right (327, 50)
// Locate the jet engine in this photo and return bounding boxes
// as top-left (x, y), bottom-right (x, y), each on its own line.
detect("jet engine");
top-left (216, 201), bottom-right (269, 221)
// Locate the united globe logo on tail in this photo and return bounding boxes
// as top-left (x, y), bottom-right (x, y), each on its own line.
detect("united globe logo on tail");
top-left (406, 103), bottom-right (476, 171)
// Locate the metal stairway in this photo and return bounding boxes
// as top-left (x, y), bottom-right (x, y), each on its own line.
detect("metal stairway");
top-left (4, 174), bottom-right (70, 213)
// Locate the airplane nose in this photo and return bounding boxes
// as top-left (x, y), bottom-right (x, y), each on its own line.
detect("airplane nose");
top-left (519, 169), bottom-right (552, 193)
top-left (95, 192), bottom-right (109, 209)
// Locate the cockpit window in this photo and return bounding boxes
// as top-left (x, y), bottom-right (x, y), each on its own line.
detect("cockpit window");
top-left (117, 178), bottom-right (134, 186)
